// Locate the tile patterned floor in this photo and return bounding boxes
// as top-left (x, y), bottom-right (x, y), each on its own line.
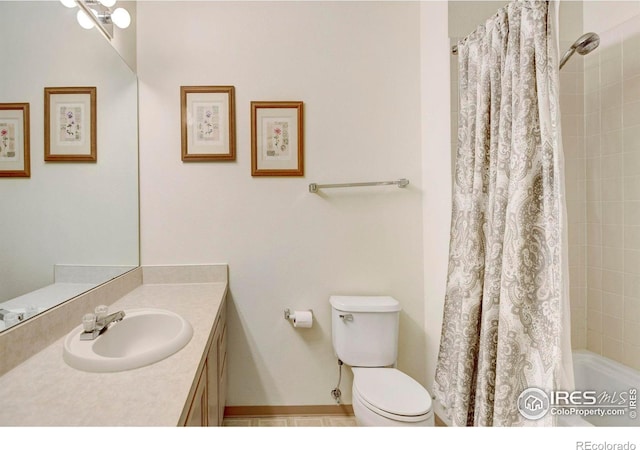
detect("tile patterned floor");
top-left (222, 415), bottom-right (358, 427)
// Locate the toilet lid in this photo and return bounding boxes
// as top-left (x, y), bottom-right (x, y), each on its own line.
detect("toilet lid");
top-left (352, 368), bottom-right (432, 417)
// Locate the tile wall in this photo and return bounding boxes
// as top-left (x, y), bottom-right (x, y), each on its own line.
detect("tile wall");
top-left (561, 38), bottom-right (588, 352)
top-left (581, 16), bottom-right (640, 370)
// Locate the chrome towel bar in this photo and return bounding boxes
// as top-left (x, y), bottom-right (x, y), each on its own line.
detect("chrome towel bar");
top-left (308, 178), bottom-right (409, 193)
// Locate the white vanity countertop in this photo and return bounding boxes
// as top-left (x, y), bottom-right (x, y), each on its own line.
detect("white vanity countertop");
top-left (0, 280), bottom-right (227, 426)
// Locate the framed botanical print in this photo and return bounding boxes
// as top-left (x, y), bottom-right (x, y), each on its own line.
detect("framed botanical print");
top-left (181, 85), bottom-right (236, 161)
top-left (44, 86), bottom-right (97, 162)
top-left (251, 101), bottom-right (304, 176)
top-left (0, 103), bottom-right (30, 178)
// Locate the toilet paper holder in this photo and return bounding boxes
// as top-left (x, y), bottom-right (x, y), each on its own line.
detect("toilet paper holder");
top-left (284, 308), bottom-right (313, 328)
top-left (284, 308), bottom-right (312, 320)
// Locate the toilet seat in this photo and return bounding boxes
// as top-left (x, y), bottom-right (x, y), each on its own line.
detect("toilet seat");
top-left (352, 367), bottom-right (432, 422)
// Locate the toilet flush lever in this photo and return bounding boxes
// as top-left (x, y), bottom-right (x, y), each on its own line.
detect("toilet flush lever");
top-left (339, 314), bottom-right (353, 321)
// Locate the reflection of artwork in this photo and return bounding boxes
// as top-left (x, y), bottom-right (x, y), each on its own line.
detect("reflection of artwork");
top-left (194, 102), bottom-right (220, 144)
top-left (0, 121), bottom-right (16, 160)
top-left (264, 120), bottom-right (290, 160)
top-left (0, 102), bottom-right (30, 177)
top-left (58, 104), bottom-right (83, 145)
top-left (44, 87), bottom-right (96, 162)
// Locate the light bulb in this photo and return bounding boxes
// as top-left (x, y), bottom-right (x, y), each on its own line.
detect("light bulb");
top-left (98, 0), bottom-right (117, 7)
top-left (111, 7), bottom-right (131, 29)
top-left (76, 9), bottom-right (95, 29)
top-left (60, 0), bottom-right (77, 8)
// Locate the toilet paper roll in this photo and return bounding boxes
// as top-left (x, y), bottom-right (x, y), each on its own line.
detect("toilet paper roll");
top-left (292, 310), bottom-right (313, 328)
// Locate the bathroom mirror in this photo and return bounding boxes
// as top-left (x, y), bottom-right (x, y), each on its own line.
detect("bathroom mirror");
top-left (0, 1), bottom-right (139, 331)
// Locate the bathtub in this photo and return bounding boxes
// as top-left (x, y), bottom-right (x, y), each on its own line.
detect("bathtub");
top-left (558, 350), bottom-right (639, 427)
top-left (433, 350), bottom-right (639, 427)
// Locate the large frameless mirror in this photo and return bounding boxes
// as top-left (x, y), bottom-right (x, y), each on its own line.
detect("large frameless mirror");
top-left (0, 1), bottom-right (139, 332)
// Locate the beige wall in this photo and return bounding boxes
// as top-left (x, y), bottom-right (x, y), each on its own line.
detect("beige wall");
top-left (138, 1), bottom-right (425, 407)
top-left (135, 0), bottom-right (640, 411)
top-left (420, 0), bottom-right (451, 395)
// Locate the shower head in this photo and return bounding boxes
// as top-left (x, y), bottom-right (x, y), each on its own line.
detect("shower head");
top-left (573, 32), bottom-right (600, 55)
top-left (559, 32), bottom-right (600, 69)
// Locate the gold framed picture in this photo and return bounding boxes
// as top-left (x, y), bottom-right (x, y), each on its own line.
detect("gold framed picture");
top-left (44, 86), bottom-right (97, 162)
top-left (251, 101), bottom-right (304, 177)
top-left (181, 85), bottom-right (236, 161)
top-left (0, 103), bottom-right (30, 178)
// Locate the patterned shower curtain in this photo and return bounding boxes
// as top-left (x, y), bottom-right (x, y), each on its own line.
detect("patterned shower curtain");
top-left (433, 0), bottom-right (573, 426)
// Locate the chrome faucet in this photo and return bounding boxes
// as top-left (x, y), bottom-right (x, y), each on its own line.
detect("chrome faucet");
top-left (96, 311), bottom-right (125, 330)
top-left (80, 310), bottom-right (126, 341)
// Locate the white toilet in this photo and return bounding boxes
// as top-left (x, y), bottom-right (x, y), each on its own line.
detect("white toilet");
top-left (330, 295), bottom-right (434, 427)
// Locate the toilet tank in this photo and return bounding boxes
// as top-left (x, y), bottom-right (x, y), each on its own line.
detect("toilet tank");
top-left (330, 295), bottom-right (401, 367)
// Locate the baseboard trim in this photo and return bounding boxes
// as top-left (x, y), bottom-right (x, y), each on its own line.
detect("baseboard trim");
top-left (224, 405), bottom-right (354, 417)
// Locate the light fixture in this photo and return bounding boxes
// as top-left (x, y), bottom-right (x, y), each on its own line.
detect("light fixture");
top-left (76, 9), bottom-right (97, 30)
top-left (60, 0), bottom-right (131, 41)
top-left (110, 8), bottom-right (131, 29)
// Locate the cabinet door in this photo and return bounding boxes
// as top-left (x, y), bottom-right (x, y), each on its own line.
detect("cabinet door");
top-left (185, 362), bottom-right (208, 427)
top-left (207, 339), bottom-right (221, 427)
top-left (207, 317), bottom-right (222, 427)
top-left (207, 299), bottom-right (227, 426)
top-left (217, 321), bottom-right (227, 425)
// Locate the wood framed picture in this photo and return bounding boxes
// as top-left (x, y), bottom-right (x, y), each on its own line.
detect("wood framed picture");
top-left (0, 103), bottom-right (30, 178)
top-left (44, 86), bottom-right (97, 162)
top-left (251, 101), bottom-right (304, 176)
top-left (181, 85), bottom-right (236, 161)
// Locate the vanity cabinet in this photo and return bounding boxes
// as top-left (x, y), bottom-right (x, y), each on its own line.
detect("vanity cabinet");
top-left (183, 297), bottom-right (227, 427)
top-left (0, 266), bottom-right (230, 426)
top-left (185, 362), bottom-right (208, 426)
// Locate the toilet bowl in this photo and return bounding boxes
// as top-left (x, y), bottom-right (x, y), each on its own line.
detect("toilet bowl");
top-left (351, 367), bottom-right (434, 426)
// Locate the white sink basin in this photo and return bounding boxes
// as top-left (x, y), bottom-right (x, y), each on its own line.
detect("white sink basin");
top-left (63, 308), bottom-right (193, 373)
